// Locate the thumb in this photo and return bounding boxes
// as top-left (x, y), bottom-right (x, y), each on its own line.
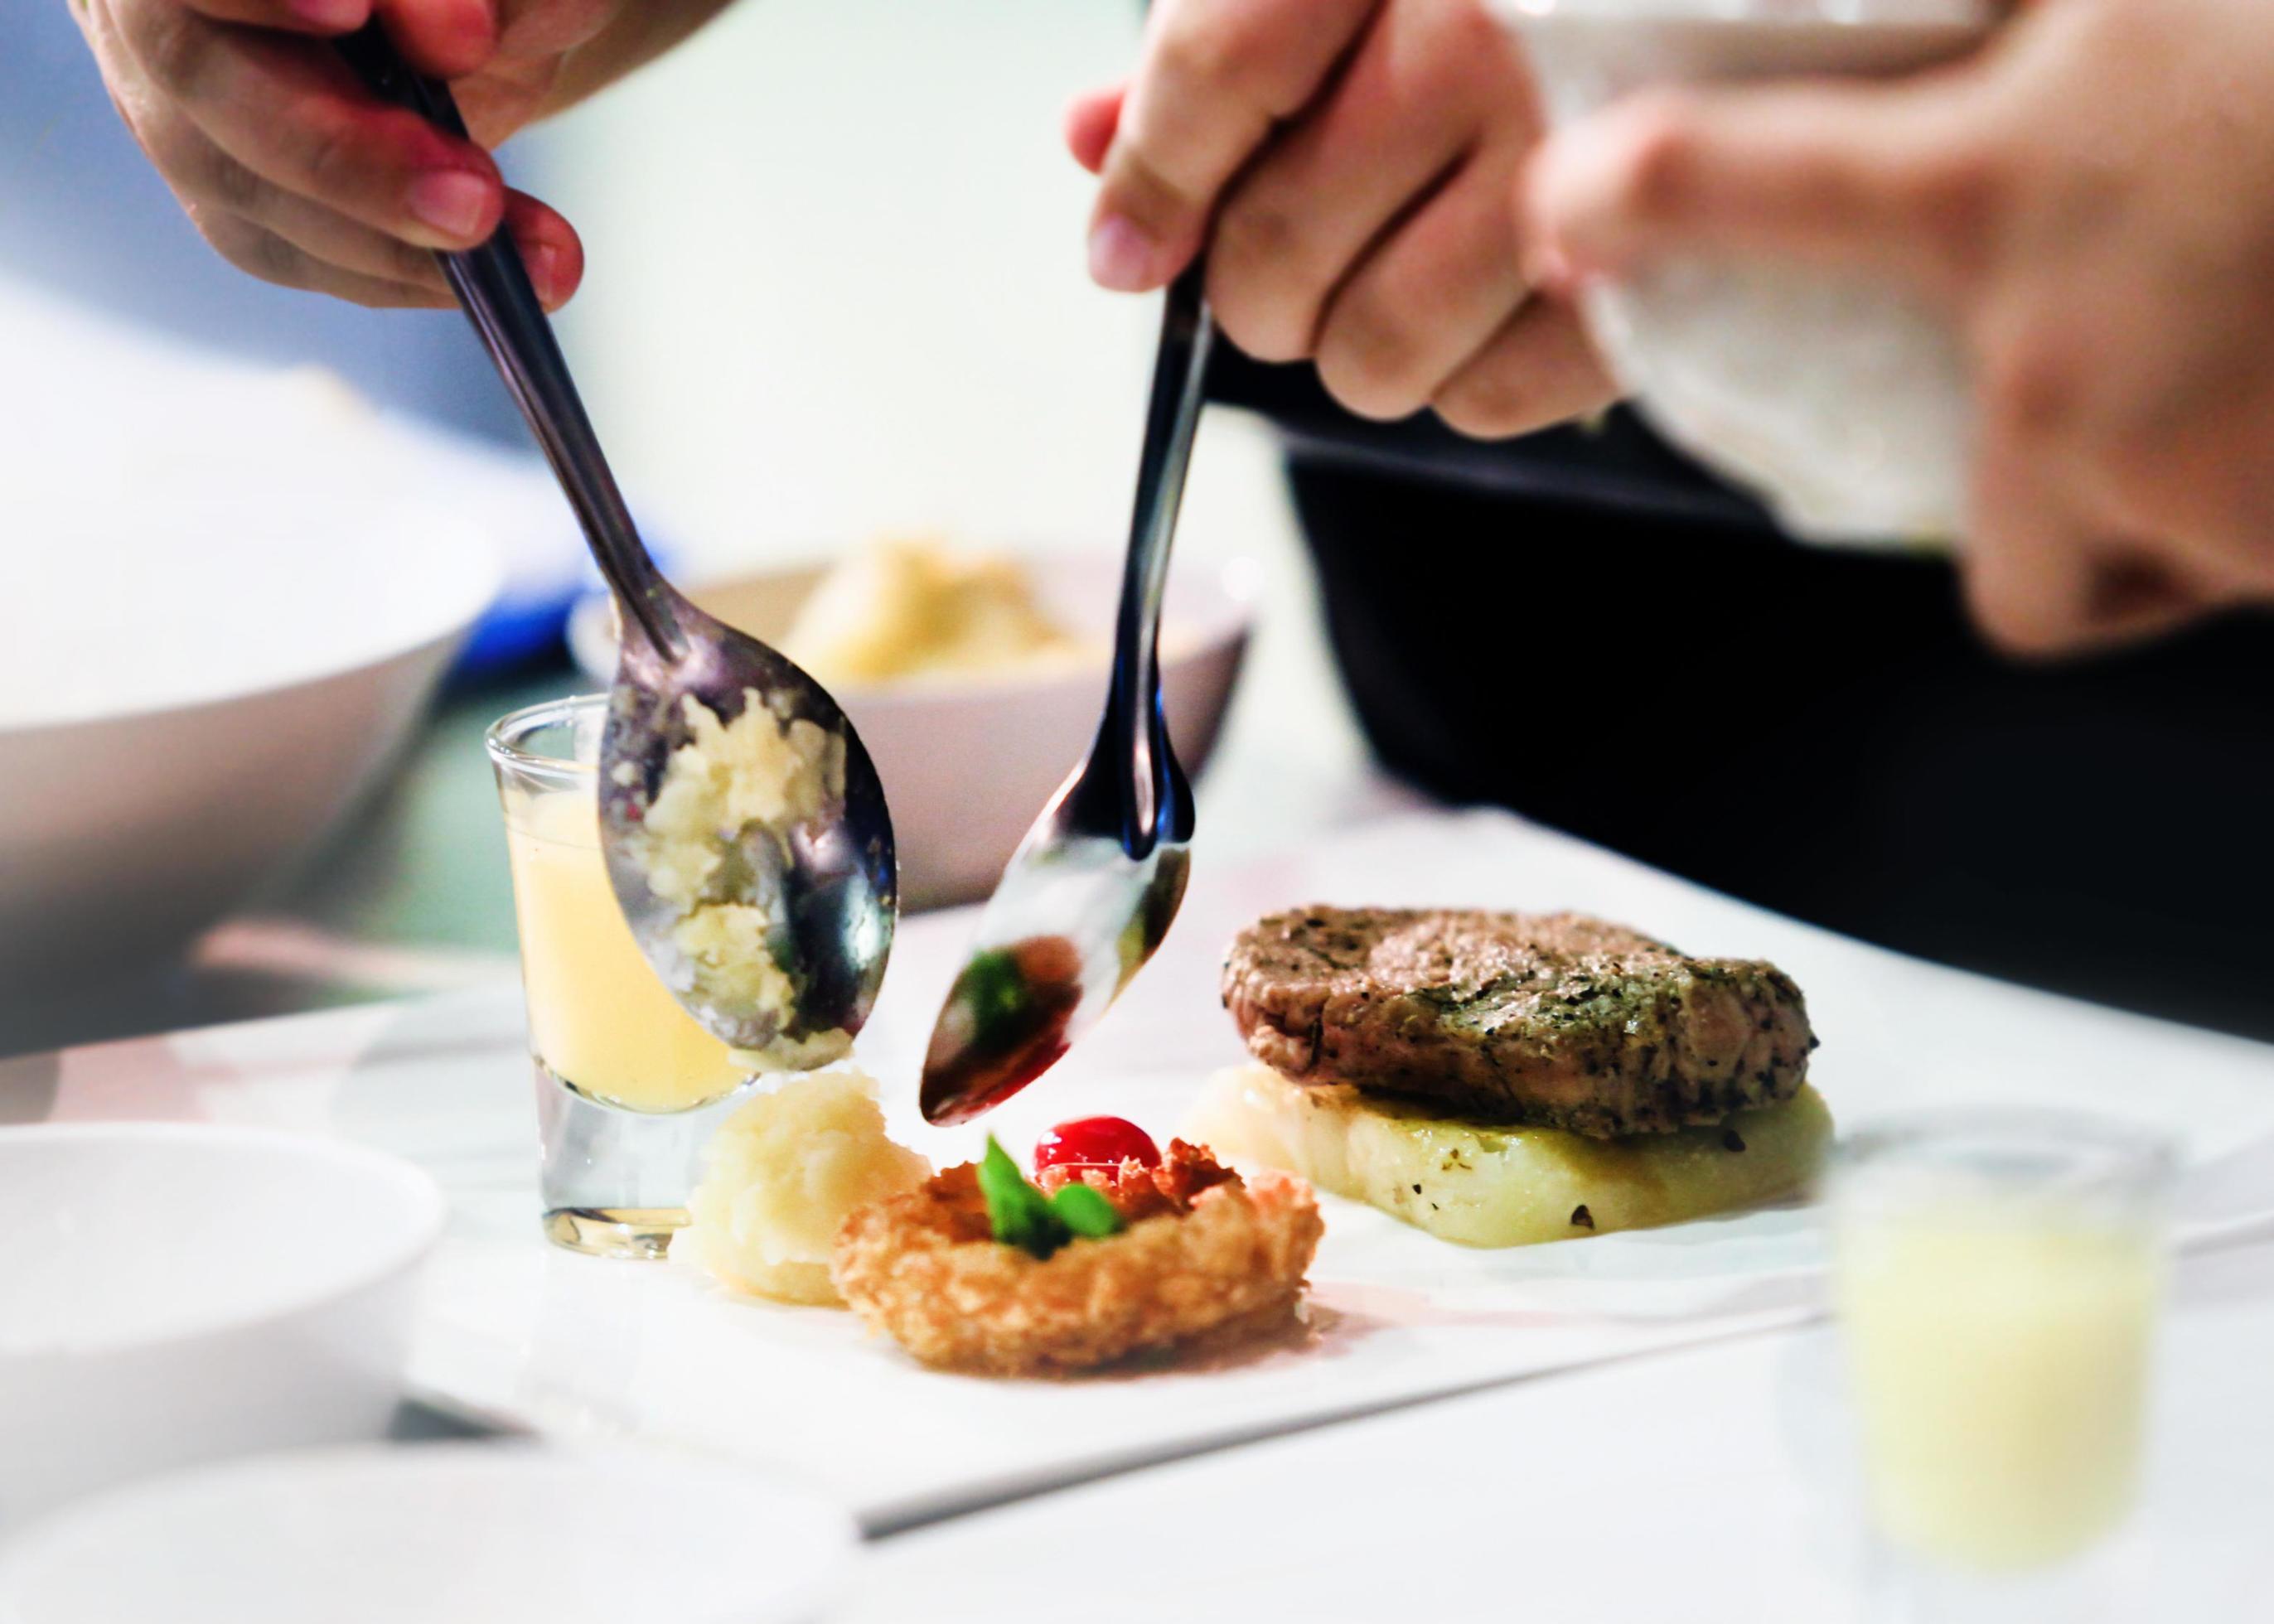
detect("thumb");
top-left (1522, 80), bottom-right (1980, 293)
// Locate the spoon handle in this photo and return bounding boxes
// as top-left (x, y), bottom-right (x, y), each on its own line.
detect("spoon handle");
top-left (334, 25), bottom-right (680, 658)
top-left (1102, 261), bottom-right (1213, 858)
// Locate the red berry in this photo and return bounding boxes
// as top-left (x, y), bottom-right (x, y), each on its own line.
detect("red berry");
top-left (1033, 1116), bottom-right (1160, 1175)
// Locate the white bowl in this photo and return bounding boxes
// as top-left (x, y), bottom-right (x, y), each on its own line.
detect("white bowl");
top-left (569, 553), bottom-right (1255, 907)
top-left (0, 495), bottom-right (498, 998)
top-left (1499, 0), bottom-right (1996, 539)
top-left (0, 1443), bottom-right (859, 1624)
top-left (0, 1124), bottom-right (446, 1525)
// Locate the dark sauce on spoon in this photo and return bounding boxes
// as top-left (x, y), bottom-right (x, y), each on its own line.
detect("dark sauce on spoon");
top-left (919, 935), bottom-right (1083, 1124)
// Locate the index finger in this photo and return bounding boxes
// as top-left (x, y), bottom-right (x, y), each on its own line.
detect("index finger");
top-left (1089, 0), bottom-right (1381, 292)
top-left (179, 0), bottom-right (371, 35)
top-left (179, 0), bottom-right (501, 88)
top-left (372, 0), bottom-right (497, 79)
top-left (1522, 79), bottom-right (1986, 297)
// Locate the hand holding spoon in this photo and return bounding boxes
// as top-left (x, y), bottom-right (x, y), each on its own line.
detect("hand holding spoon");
top-left (919, 266), bottom-right (1213, 1124)
top-left (339, 27), bottom-right (894, 1056)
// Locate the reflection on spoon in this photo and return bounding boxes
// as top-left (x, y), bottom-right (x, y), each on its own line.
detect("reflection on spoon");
top-left (919, 841), bottom-right (1189, 1125)
top-left (919, 935), bottom-right (1084, 1125)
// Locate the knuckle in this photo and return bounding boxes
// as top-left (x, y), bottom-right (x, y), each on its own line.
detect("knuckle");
top-left (1315, 293), bottom-right (1434, 421)
top-left (201, 216), bottom-right (307, 290)
top-left (293, 113), bottom-right (370, 204)
top-left (1981, 331), bottom-right (2081, 445)
top-left (1208, 295), bottom-right (1312, 366)
top-left (1433, 369), bottom-right (1541, 440)
top-left (1442, 0), bottom-right (1512, 67)
top-left (1902, 143), bottom-right (2005, 283)
top-left (1209, 191), bottom-right (1299, 281)
top-left (123, 107), bottom-right (203, 190)
top-left (1415, 2), bottom-right (1517, 114)
top-left (1604, 94), bottom-right (1706, 225)
top-left (244, 227), bottom-right (312, 289)
top-left (1203, 230), bottom-right (1317, 364)
top-left (133, 5), bottom-right (217, 99)
top-left (1112, 146), bottom-right (1206, 234)
top-left (1967, 582), bottom-right (2070, 660)
top-left (1153, 20), bottom-right (1237, 102)
top-left (205, 151), bottom-right (273, 217)
top-left (1157, 4), bottom-right (1284, 113)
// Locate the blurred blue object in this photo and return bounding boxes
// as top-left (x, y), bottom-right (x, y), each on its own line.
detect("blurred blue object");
top-left (432, 452), bottom-right (682, 684)
top-left (0, 7), bottom-right (655, 680)
top-left (0, 1), bottom-right (520, 443)
top-left (315, 409), bottom-right (681, 684)
top-left (451, 543), bottom-right (682, 684)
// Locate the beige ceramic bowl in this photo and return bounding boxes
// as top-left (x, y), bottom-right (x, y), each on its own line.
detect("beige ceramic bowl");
top-left (569, 552), bottom-right (1254, 909)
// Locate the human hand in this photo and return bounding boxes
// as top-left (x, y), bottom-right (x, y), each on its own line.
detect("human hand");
top-left (1522, 0), bottom-right (2274, 655)
top-left (72, 0), bottom-right (636, 309)
top-left (1071, 0), bottom-right (1614, 439)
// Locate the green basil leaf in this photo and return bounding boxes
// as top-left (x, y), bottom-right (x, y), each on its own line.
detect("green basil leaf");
top-left (1049, 1181), bottom-right (1123, 1240)
top-left (978, 1135), bottom-right (1067, 1259)
top-left (977, 1136), bottom-right (1037, 1242)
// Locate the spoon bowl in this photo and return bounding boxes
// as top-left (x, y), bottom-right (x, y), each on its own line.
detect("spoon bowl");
top-left (599, 585), bottom-right (895, 1054)
top-left (919, 790), bottom-right (1190, 1124)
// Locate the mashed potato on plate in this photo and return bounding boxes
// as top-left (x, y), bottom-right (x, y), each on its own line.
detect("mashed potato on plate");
top-left (680, 1066), bottom-right (931, 1306)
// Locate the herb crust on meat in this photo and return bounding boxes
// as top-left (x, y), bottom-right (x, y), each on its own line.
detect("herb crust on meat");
top-left (1222, 907), bottom-right (1817, 1138)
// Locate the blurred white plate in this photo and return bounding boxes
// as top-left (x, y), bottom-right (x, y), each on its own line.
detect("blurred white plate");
top-left (568, 552), bottom-right (1255, 907)
top-left (0, 1123), bottom-right (445, 1524)
top-left (0, 1443), bottom-right (858, 1624)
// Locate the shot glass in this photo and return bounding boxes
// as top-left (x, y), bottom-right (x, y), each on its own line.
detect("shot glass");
top-left (487, 694), bottom-right (757, 1259)
top-left (1828, 1111), bottom-right (2175, 1615)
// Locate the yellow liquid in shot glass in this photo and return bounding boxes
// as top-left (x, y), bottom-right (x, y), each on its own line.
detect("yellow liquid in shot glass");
top-left (1836, 1211), bottom-right (2162, 1571)
top-left (502, 788), bottom-right (749, 1114)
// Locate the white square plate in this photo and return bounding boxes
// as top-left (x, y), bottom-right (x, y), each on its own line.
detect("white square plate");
top-left (38, 810), bottom-right (2274, 1529)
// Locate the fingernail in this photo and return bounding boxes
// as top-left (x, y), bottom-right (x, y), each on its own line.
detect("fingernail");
top-left (1088, 214), bottom-right (1159, 292)
top-left (290, 0), bottom-right (366, 29)
top-left (407, 171), bottom-right (491, 240)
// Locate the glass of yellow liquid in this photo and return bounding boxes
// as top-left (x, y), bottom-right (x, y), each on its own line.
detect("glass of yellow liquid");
top-left (487, 695), bottom-right (758, 1259)
top-left (1830, 1111), bottom-right (2175, 1617)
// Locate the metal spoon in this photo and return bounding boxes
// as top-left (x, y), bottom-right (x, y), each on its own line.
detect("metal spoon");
top-left (339, 27), bottom-right (894, 1057)
top-left (919, 266), bottom-right (1213, 1124)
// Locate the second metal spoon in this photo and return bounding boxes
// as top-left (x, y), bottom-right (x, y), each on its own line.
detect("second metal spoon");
top-left (918, 264), bottom-right (1213, 1124)
top-left (340, 26), bottom-right (894, 1059)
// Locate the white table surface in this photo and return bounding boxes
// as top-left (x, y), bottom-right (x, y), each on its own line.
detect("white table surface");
top-left (16, 803), bottom-right (2274, 1618)
top-left (846, 1238), bottom-right (2274, 1622)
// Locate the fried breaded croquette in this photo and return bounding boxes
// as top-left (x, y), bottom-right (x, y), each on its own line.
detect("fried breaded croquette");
top-left (830, 1141), bottom-right (1322, 1375)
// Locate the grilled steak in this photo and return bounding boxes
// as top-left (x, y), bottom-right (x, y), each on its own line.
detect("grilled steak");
top-left (1222, 907), bottom-right (1815, 1137)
